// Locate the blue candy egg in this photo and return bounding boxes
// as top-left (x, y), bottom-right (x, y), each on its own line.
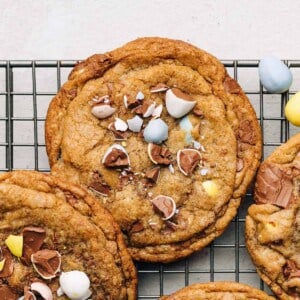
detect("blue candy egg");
top-left (259, 55), bottom-right (293, 93)
top-left (179, 116), bottom-right (193, 144)
top-left (143, 118), bottom-right (168, 143)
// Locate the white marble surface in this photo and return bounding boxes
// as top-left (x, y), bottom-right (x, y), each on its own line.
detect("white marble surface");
top-left (1, 0), bottom-right (300, 60)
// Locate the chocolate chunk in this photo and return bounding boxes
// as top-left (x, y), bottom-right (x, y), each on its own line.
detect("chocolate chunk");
top-left (177, 149), bottom-right (201, 176)
top-left (145, 167), bottom-right (160, 185)
top-left (0, 286), bottom-right (18, 300)
top-left (148, 143), bottom-right (172, 165)
top-left (0, 248), bottom-right (13, 278)
top-left (118, 168), bottom-right (135, 187)
top-left (31, 249), bottom-right (61, 279)
top-left (130, 221), bottom-right (144, 233)
top-left (236, 158), bottom-right (244, 172)
top-left (255, 163), bottom-right (294, 208)
top-left (108, 123), bottom-right (128, 140)
top-left (88, 171), bottom-right (111, 196)
top-left (237, 120), bottom-right (256, 145)
top-left (223, 76), bottom-right (240, 94)
top-left (151, 195), bottom-right (176, 220)
top-left (22, 227), bottom-right (46, 265)
top-left (103, 147), bottom-right (129, 167)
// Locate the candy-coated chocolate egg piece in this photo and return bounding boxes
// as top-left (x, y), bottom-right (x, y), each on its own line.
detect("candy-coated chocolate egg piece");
top-left (5, 235), bottom-right (23, 257)
top-left (179, 116), bottom-right (193, 144)
top-left (285, 92), bottom-right (300, 126)
top-left (259, 55), bottom-right (292, 93)
top-left (166, 88), bottom-right (196, 118)
top-left (144, 119), bottom-right (168, 143)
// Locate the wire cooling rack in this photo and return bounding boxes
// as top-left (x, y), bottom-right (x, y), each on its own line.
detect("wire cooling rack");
top-left (0, 60), bottom-right (299, 299)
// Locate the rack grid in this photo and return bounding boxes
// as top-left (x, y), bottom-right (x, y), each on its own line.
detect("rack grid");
top-left (0, 59), bottom-right (299, 299)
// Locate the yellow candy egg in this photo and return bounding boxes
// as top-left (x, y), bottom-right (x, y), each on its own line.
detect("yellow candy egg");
top-left (5, 235), bottom-right (23, 257)
top-left (285, 92), bottom-right (300, 126)
top-left (202, 180), bottom-right (218, 197)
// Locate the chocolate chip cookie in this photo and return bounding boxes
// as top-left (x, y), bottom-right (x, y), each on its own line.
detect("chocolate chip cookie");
top-left (0, 171), bottom-right (137, 299)
top-left (46, 37), bottom-right (261, 262)
top-left (246, 133), bottom-right (300, 299)
top-left (160, 282), bottom-right (274, 299)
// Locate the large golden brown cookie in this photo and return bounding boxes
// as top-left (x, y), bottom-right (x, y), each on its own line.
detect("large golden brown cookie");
top-left (160, 282), bottom-right (274, 299)
top-left (46, 37), bottom-right (261, 262)
top-left (246, 133), bottom-right (300, 299)
top-left (0, 171), bottom-right (137, 299)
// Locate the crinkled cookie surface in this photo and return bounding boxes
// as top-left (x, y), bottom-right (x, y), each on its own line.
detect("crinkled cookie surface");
top-left (0, 171), bottom-right (137, 299)
top-left (160, 282), bottom-right (274, 300)
top-left (46, 37), bottom-right (261, 262)
top-left (246, 133), bottom-right (300, 299)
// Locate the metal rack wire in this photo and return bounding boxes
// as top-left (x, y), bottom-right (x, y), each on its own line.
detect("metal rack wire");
top-left (0, 60), bottom-right (299, 299)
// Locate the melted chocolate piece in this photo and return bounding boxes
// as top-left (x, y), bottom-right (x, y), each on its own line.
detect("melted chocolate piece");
top-left (31, 249), bottom-right (61, 279)
top-left (103, 148), bottom-right (129, 167)
top-left (149, 144), bottom-right (172, 165)
top-left (88, 171), bottom-right (111, 196)
top-left (0, 248), bottom-right (14, 278)
top-left (118, 168), bottom-right (135, 188)
top-left (237, 120), bottom-right (256, 145)
top-left (178, 149), bottom-right (201, 175)
top-left (255, 163), bottom-right (294, 208)
top-left (22, 227), bottom-right (46, 265)
top-left (0, 286), bottom-right (18, 300)
top-left (151, 196), bottom-right (176, 220)
top-left (145, 167), bottom-right (160, 185)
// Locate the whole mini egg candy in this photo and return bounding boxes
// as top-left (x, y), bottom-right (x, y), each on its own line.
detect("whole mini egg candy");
top-left (285, 92), bottom-right (300, 126)
top-left (143, 118), bottom-right (168, 143)
top-left (259, 55), bottom-right (292, 93)
top-left (58, 271), bottom-right (92, 300)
